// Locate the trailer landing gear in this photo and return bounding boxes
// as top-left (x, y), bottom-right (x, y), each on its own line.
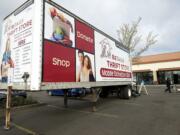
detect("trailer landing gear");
top-left (91, 88), bottom-right (102, 112)
top-left (63, 89), bottom-right (68, 108)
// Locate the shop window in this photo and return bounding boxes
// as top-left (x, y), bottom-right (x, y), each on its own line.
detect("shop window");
top-left (173, 71), bottom-right (180, 84)
top-left (157, 70), bottom-right (180, 84)
top-left (134, 72), bottom-right (153, 85)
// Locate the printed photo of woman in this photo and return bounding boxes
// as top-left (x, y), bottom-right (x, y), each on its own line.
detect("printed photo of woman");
top-left (76, 51), bottom-right (95, 82)
top-left (0, 38), bottom-right (14, 83)
top-left (80, 55), bottom-right (95, 82)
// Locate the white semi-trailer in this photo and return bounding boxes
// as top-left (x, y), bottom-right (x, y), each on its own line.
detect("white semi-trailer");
top-left (0, 0), bottom-right (133, 100)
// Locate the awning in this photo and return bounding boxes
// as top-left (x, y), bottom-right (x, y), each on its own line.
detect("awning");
top-left (133, 69), bottom-right (151, 73)
top-left (158, 67), bottom-right (180, 71)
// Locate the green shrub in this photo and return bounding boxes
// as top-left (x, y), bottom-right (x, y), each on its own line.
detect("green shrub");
top-left (0, 96), bottom-right (38, 108)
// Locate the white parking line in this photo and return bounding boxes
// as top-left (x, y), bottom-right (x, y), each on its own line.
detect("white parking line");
top-left (110, 102), bottom-right (143, 107)
top-left (47, 104), bottom-right (119, 119)
top-left (123, 102), bottom-right (143, 106)
top-left (12, 122), bottom-right (38, 135)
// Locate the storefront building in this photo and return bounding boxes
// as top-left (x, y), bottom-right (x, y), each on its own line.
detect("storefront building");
top-left (132, 52), bottom-right (180, 85)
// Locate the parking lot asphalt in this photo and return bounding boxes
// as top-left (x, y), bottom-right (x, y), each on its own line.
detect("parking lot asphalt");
top-left (0, 86), bottom-right (180, 135)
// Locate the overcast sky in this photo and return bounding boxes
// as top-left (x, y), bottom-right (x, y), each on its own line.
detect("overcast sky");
top-left (0, 0), bottom-right (180, 56)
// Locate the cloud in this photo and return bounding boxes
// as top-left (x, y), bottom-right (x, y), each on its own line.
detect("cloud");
top-left (0, 0), bottom-right (180, 56)
top-left (0, 0), bottom-right (26, 53)
top-left (0, 0), bottom-right (26, 39)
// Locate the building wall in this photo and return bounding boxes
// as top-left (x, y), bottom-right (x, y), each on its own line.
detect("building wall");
top-left (132, 60), bottom-right (180, 84)
top-left (133, 61), bottom-right (180, 72)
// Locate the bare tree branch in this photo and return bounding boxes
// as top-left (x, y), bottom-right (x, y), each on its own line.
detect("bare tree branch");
top-left (117, 17), bottom-right (158, 57)
top-left (134, 32), bottom-right (158, 57)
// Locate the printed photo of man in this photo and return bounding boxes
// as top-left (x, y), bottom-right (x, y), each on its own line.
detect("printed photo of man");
top-left (76, 50), bottom-right (84, 82)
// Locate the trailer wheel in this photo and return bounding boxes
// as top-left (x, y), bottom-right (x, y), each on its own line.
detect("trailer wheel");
top-left (123, 86), bottom-right (132, 99)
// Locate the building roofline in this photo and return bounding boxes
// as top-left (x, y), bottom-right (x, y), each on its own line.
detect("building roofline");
top-left (133, 51), bottom-right (180, 65)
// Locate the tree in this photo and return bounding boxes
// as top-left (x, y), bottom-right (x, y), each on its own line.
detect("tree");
top-left (117, 17), bottom-right (158, 57)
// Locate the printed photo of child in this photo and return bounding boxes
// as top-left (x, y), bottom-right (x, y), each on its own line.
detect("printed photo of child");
top-left (44, 3), bottom-right (75, 47)
top-left (0, 38), bottom-right (14, 83)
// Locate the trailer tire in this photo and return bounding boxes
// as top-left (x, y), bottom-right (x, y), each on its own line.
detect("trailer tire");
top-left (123, 86), bottom-right (132, 99)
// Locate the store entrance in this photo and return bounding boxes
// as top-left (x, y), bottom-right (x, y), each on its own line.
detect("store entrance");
top-left (173, 72), bottom-right (180, 84)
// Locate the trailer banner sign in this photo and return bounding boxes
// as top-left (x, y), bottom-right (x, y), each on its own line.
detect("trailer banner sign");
top-left (95, 31), bottom-right (131, 81)
top-left (0, 4), bottom-right (34, 83)
top-left (43, 2), bottom-right (131, 83)
top-left (43, 3), bottom-right (96, 83)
